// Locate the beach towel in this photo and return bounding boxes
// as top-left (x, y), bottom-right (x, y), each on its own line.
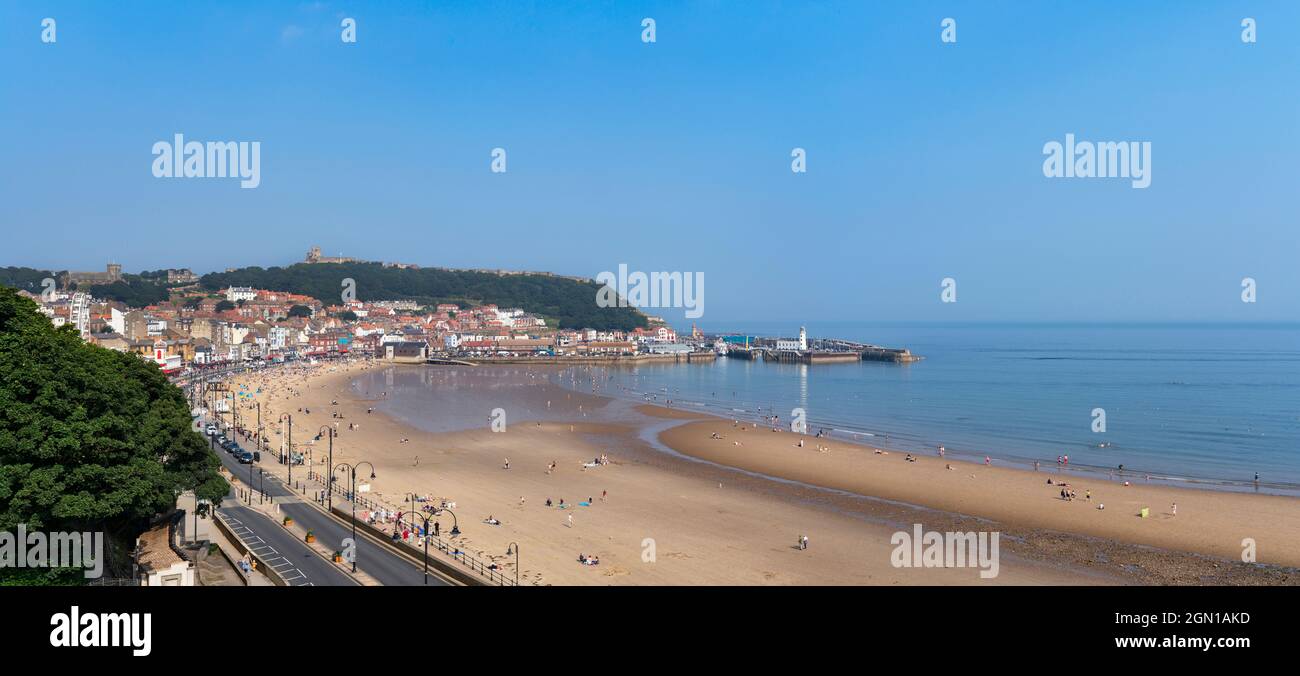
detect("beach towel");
top-left (579, 502), bottom-right (591, 507)
top-left (1139, 507), bottom-right (1149, 518)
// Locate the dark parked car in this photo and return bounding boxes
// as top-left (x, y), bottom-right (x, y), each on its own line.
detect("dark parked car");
top-left (237, 451), bottom-right (254, 464)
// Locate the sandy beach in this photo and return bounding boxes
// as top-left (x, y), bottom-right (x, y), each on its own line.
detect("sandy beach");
top-left (223, 360), bottom-right (1300, 585)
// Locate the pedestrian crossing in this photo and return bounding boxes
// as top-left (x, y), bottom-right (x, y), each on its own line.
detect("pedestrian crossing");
top-left (221, 515), bottom-right (314, 586)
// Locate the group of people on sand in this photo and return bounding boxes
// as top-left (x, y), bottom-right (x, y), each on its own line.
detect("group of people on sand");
top-left (1048, 478), bottom-right (1107, 510)
top-left (577, 553), bottom-right (600, 566)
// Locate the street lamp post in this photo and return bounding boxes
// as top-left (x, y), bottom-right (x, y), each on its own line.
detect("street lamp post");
top-left (247, 448), bottom-right (255, 504)
top-left (333, 461), bottom-right (376, 574)
top-left (396, 510), bottom-right (435, 585)
top-left (229, 392), bottom-right (237, 438)
top-left (437, 508), bottom-right (460, 537)
top-left (279, 413), bottom-right (293, 488)
top-left (318, 426), bottom-right (336, 509)
top-left (506, 542), bottom-right (519, 586)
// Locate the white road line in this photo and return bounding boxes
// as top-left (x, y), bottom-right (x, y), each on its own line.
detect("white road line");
top-left (218, 510), bottom-right (315, 586)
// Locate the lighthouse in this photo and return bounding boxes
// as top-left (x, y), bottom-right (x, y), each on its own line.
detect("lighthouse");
top-left (798, 326), bottom-right (807, 351)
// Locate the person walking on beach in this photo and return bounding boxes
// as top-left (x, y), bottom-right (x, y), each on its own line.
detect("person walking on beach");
top-left (798, 535), bottom-right (808, 551)
top-left (567, 513), bottom-right (574, 528)
top-left (1170, 502), bottom-right (1177, 517)
top-left (503, 458), bottom-right (510, 470)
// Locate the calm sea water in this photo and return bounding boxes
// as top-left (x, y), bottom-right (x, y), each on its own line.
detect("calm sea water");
top-left (552, 322), bottom-right (1300, 493)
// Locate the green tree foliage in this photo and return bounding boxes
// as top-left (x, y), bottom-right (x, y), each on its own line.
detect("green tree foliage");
top-left (0, 288), bottom-right (228, 580)
top-left (0, 267), bottom-right (55, 294)
top-left (214, 300), bottom-right (235, 313)
top-left (201, 263), bottom-right (647, 331)
top-left (1, 269), bottom-right (178, 308)
top-left (287, 304), bottom-right (312, 318)
top-left (83, 274), bottom-right (176, 307)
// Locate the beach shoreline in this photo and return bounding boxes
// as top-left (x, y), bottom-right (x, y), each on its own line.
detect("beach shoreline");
top-left (223, 361), bottom-right (1300, 585)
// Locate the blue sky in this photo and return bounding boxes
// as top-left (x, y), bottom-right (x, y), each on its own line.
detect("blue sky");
top-left (2, 1), bottom-right (1297, 324)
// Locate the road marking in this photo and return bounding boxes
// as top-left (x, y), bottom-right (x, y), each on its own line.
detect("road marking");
top-left (218, 510), bottom-right (316, 587)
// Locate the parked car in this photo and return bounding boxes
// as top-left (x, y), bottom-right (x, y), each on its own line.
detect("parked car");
top-left (237, 451), bottom-right (253, 464)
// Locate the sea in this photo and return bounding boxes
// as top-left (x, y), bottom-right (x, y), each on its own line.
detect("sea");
top-left (555, 322), bottom-right (1300, 494)
top-left (353, 322), bottom-right (1300, 495)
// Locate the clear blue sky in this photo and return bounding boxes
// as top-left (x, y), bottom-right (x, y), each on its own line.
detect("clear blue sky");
top-left (2, 1), bottom-right (1297, 323)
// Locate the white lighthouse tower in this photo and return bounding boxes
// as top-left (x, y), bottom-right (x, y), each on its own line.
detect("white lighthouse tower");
top-left (798, 326), bottom-right (807, 351)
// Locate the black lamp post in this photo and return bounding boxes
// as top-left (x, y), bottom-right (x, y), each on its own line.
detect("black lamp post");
top-left (506, 542), bottom-right (520, 586)
top-left (318, 426), bottom-right (336, 508)
top-left (247, 446), bottom-right (256, 504)
top-left (396, 510), bottom-right (435, 585)
top-left (279, 413), bottom-right (292, 487)
top-left (333, 461), bottom-right (375, 573)
top-left (436, 507), bottom-right (460, 537)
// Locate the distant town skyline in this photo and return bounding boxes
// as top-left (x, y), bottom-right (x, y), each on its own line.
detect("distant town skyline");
top-left (4, 2), bottom-right (1298, 324)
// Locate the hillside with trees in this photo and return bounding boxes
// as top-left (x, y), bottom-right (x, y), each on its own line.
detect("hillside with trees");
top-left (0, 266), bottom-right (178, 308)
top-left (0, 266), bottom-right (54, 294)
top-left (201, 262), bottom-right (648, 331)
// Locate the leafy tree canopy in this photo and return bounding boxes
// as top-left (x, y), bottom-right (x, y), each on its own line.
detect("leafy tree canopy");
top-left (0, 288), bottom-right (228, 575)
top-left (0, 266), bottom-right (54, 294)
top-left (83, 275), bottom-right (174, 307)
